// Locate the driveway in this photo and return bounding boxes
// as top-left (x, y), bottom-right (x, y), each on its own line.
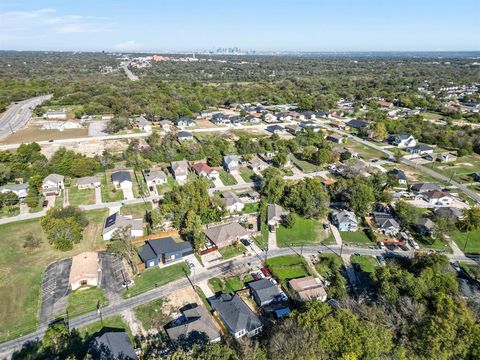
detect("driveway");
top-left (94, 186), bottom-right (102, 204)
top-left (45, 195), bottom-right (56, 209)
top-left (88, 120), bottom-right (108, 137)
top-left (268, 230), bottom-right (277, 250)
top-left (231, 172), bottom-right (246, 185)
top-left (212, 177), bottom-right (224, 188)
top-left (122, 186), bottom-right (135, 200)
top-left (39, 258), bottom-right (72, 327)
top-left (99, 252), bottom-right (128, 304)
top-left (329, 224), bottom-right (343, 246)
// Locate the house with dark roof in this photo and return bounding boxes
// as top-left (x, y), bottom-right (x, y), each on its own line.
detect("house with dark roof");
top-left (326, 134), bottom-right (344, 144)
top-left (410, 183), bottom-right (441, 193)
top-left (166, 304), bottom-right (221, 345)
top-left (138, 236), bottom-right (193, 268)
top-left (111, 171), bottom-right (132, 189)
top-left (347, 119), bottom-right (369, 130)
top-left (267, 204), bottom-right (289, 232)
top-left (387, 169), bottom-right (407, 185)
top-left (416, 218), bottom-right (437, 236)
top-left (205, 222), bottom-right (250, 248)
top-left (177, 130), bottom-right (193, 142)
top-left (210, 293), bottom-right (263, 338)
top-left (472, 172), bottom-right (480, 182)
top-left (102, 212), bottom-right (143, 241)
top-left (248, 279), bottom-right (280, 307)
top-left (374, 212), bottom-right (400, 236)
top-left (267, 125), bottom-right (285, 134)
top-left (434, 207), bottom-right (463, 220)
top-left (88, 330), bottom-right (136, 360)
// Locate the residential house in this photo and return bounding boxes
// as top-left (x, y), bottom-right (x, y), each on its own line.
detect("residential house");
top-left (346, 119), bottom-right (369, 130)
top-left (101, 114), bottom-right (114, 120)
top-left (171, 160), bottom-right (189, 183)
top-left (69, 252), bottom-right (100, 291)
top-left (111, 171), bottom-right (132, 190)
top-left (77, 176), bottom-right (101, 189)
top-left (378, 99), bottom-right (394, 109)
top-left (205, 222), bottom-right (250, 248)
top-left (211, 113), bottom-right (231, 126)
top-left (326, 134), bottom-right (344, 144)
top-left (102, 212), bottom-right (143, 241)
top-left (266, 204), bottom-right (289, 232)
top-left (276, 112), bottom-right (292, 121)
top-left (299, 111), bottom-right (316, 120)
top-left (406, 144), bottom-right (434, 156)
top-left (210, 293), bottom-right (263, 338)
top-left (144, 170), bottom-right (168, 187)
top-left (223, 155), bottom-right (240, 174)
top-left (333, 210), bottom-right (358, 232)
top-left (0, 183), bottom-right (28, 199)
top-left (249, 156), bottom-right (269, 172)
top-left (410, 183), bottom-right (441, 193)
top-left (393, 134), bottom-right (417, 148)
top-left (416, 218), bottom-right (437, 236)
top-left (177, 130), bottom-right (193, 142)
top-left (387, 169), bottom-right (407, 185)
top-left (285, 124), bottom-right (300, 134)
top-left (249, 279), bottom-right (280, 307)
top-left (221, 191), bottom-right (244, 213)
top-left (422, 190), bottom-right (453, 206)
top-left (263, 113), bottom-right (278, 123)
top-left (42, 174), bottom-right (64, 195)
top-left (192, 162), bottom-right (219, 180)
top-left (330, 120), bottom-right (347, 130)
top-left (299, 121), bottom-right (322, 132)
top-left (177, 117), bottom-right (196, 127)
top-left (374, 212), bottom-right (400, 236)
top-left (159, 119), bottom-right (174, 132)
top-left (434, 207), bottom-right (463, 220)
top-left (289, 276), bottom-right (327, 302)
top-left (138, 236), bottom-right (193, 268)
top-left (267, 125), bottom-right (285, 134)
top-left (245, 115), bottom-right (261, 123)
top-left (135, 116), bottom-right (152, 133)
top-left (166, 304), bottom-right (221, 345)
top-left (88, 331), bottom-right (136, 360)
top-left (45, 110), bottom-right (67, 120)
top-left (438, 152), bottom-right (457, 163)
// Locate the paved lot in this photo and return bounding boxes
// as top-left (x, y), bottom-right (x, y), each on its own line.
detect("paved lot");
top-left (39, 258), bottom-right (72, 327)
top-left (99, 252), bottom-right (127, 304)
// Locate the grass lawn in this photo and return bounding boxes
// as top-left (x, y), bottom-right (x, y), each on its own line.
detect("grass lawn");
top-left (156, 176), bottom-right (177, 195)
top-left (0, 205), bottom-right (20, 218)
top-left (218, 242), bottom-right (247, 260)
top-left (431, 154), bottom-right (480, 185)
top-left (120, 202), bottom-right (151, 219)
top-left (340, 230), bottom-right (373, 247)
top-left (219, 170), bottom-right (237, 186)
top-left (68, 184), bottom-right (95, 206)
top-left (282, 168), bottom-right (294, 176)
top-left (344, 141), bottom-right (386, 160)
top-left (253, 223), bottom-right (268, 250)
top-left (133, 170), bottom-right (148, 197)
top-left (225, 277), bottom-right (245, 292)
top-left (208, 275), bottom-right (250, 294)
top-left (123, 262), bottom-right (190, 299)
top-left (421, 112), bottom-right (444, 121)
top-left (242, 202), bottom-right (259, 214)
top-left (276, 217), bottom-right (331, 247)
top-left (0, 209), bottom-right (108, 342)
top-left (315, 254), bottom-right (344, 278)
top-left (266, 255), bottom-right (310, 282)
top-left (67, 287), bottom-right (108, 318)
top-left (78, 315), bottom-right (132, 341)
top-left (100, 172), bottom-right (124, 203)
top-left (239, 167), bottom-right (255, 182)
top-left (450, 228), bottom-right (480, 254)
top-left (134, 298), bottom-right (171, 331)
top-left (459, 263), bottom-right (480, 282)
top-left (291, 154), bottom-right (322, 173)
top-left (55, 191), bottom-right (64, 207)
top-left (351, 255), bottom-right (378, 273)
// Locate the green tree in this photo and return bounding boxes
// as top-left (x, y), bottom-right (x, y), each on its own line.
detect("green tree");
top-left (395, 200), bottom-right (422, 226)
top-left (108, 226), bottom-right (139, 274)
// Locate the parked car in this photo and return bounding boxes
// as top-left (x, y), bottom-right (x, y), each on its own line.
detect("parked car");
top-left (399, 244), bottom-right (409, 251)
top-left (185, 259), bottom-right (195, 268)
top-left (378, 241), bottom-right (385, 250)
top-left (122, 279), bottom-right (135, 288)
top-left (42, 200), bottom-right (49, 208)
top-left (261, 268), bottom-right (272, 278)
top-left (386, 244), bottom-right (398, 251)
top-left (376, 255), bottom-right (386, 266)
top-left (409, 240), bottom-right (420, 250)
top-left (241, 238), bottom-right (251, 246)
top-left (450, 262), bottom-right (461, 272)
top-left (322, 223), bottom-right (329, 230)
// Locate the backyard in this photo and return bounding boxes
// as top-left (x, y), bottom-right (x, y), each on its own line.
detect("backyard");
top-left (123, 262), bottom-right (190, 299)
top-left (276, 217), bottom-right (334, 247)
top-left (340, 230), bottom-right (374, 247)
top-left (156, 176), bottom-right (177, 195)
top-left (242, 202), bottom-right (259, 214)
top-left (100, 172), bottom-right (124, 203)
top-left (239, 167), bottom-right (256, 182)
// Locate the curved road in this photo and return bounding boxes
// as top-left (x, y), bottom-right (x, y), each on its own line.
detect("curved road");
top-left (0, 95), bottom-right (52, 141)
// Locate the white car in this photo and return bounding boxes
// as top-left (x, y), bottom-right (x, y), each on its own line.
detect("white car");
top-left (185, 259), bottom-right (195, 268)
top-left (122, 279), bottom-right (134, 288)
top-left (378, 241), bottom-right (385, 250)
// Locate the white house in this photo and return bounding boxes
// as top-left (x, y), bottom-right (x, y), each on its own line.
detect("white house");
top-left (102, 212), bottom-right (143, 241)
top-left (333, 210), bottom-right (358, 232)
top-left (77, 176), bottom-right (101, 190)
top-left (176, 117), bottom-right (196, 127)
top-left (221, 191), bottom-right (244, 213)
top-left (422, 190), bottom-right (453, 206)
top-left (135, 116), bottom-right (152, 133)
top-left (192, 162), bottom-right (219, 180)
top-left (406, 144), bottom-right (434, 156)
top-left (0, 183), bottom-right (28, 199)
top-left (42, 174), bottom-right (65, 195)
top-left (45, 110), bottom-right (67, 120)
top-left (145, 170), bottom-right (168, 187)
top-left (177, 131), bottom-right (193, 142)
top-left (223, 155), bottom-right (240, 174)
top-left (171, 160), bottom-right (189, 184)
top-left (159, 120), bottom-right (174, 132)
top-left (393, 134), bottom-right (417, 148)
top-left (111, 171), bottom-right (132, 190)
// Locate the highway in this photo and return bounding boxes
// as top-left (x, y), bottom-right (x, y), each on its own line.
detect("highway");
top-left (0, 95), bottom-right (51, 141)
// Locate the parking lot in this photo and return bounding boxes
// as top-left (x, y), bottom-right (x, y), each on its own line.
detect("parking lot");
top-left (98, 252), bottom-right (128, 303)
top-left (39, 258), bottom-right (72, 327)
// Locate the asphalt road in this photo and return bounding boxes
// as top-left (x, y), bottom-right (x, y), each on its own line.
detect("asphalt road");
top-left (120, 62), bottom-right (139, 81)
top-left (0, 95), bottom-right (51, 141)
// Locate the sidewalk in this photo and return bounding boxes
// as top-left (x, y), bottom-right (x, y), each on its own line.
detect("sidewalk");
top-left (329, 224), bottom-right (343, 246)
top-left (268, 230), bottom-right (277, 250)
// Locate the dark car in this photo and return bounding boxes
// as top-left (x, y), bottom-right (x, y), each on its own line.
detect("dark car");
top-left (386, 244), bottom-right (398, 251)
top-left (322, 223), bottom-right (329, 230)
top-left (252, 272), bottom-right (261, 281)
top-left (399, 244), bottom-right (409, 251)
top-left (42, 200), bottom-right (49, 208)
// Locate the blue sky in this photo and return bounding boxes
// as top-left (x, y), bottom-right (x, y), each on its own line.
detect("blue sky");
top-left (1, 0), bottom-right (479, 52)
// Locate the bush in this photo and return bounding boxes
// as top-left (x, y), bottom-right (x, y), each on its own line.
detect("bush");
top-left (365, 227), bottom-right (377, 242)
top-left (282, 213), bottom-right (297, 228)
top-left (23, 234), bottom-right (42, 249)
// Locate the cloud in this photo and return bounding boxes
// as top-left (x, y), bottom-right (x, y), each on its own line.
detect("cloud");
top-left (114, 40), bottom-right (143, 51)
top-left (56, 23), bottom-right (113, 34)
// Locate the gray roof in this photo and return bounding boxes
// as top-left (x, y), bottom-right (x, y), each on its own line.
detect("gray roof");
top-left (89, 331), bottom-right (136, 360)
top-left (103, 212), bottom-right (143, 235)
top-left (410, 183), bottom-right (441, 193)
top-left (44, 173), bottom-right (64, 183)
top-left (223, 155), bottom-right (239, 166)
top-left (77, 176), bottom-right (101, 186)
top-left (417, 218), bottom-right (436, 230)
top-left (171, 160), bottom-right (189, 176)
top-left (166, 304), bottom-right (221, 344)
top-left (396, 134), bottom-right (412, 140)
top-left (388, 169), bottom-right (407, 181)
top-left (177, 131), bottom-right (193, 138)
top-left (135, 116), bottom-right (151, 126)
top-left (248, 279), bottom-right (280, 305)
top-left (347, 119), bottom-right (369, 129)
top-left (434, 207), bottom-right (463, 219)
top-left (374, 213), bottom-right (400, 229)
top-left (138, 236), bottom-right (193, 261)
top-left (221, 191), bottom-right (243, 207)
top-left (145, 170), bottom-right (167, 182)
top-left (407, 144), bottom-right (433, 152)
top-left (111, 171), bottom-right (131, 184)
top-left (267, 204), bottom-right (288, 223)
top-left (210, 293), bottom-right (262, 334)
top-left (0, 183), bottom-right (28, 191)
top-left (335, 210), bottom-right (358, 225)
top-left (205, 222), bottom-right (249, 246)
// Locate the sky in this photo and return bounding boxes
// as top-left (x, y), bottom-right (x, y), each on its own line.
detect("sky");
top-left (1, 0), bottom-right (479, 52)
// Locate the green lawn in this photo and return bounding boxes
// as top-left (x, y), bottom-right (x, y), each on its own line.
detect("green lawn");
top-left (120, 202), bottom-right (151, 219)
top-left (344, 141), bottom-right (386, 160)
top-left (218, 242), bottom-right (247, 260)
top-left (290, 154), bottom-right (323, 173)
top-left (276, 217), bottom-right (331, 247)
top-left (267, 255), bottom-right (310, 282)
top-left (133, 170), bottom-right (148, 197)
top-left (68, 185), bottom-right (95, 206)
top-left (253, 223), bottom-right (268, 250)
top-left (242, 202), bottom-right (259, 214)
top-left (351, 255), bottom-right (378, 273)
top-left (101, 172), bottom-right (124, 203)
top-left (340, 230), bottom-right (373, 247)
top-left (156, 176), bottom-right (177, 195)
top-left (208, 274), bottom-right (250, 294)
top-left (219, 170), bottom-right (237, 186)
top-left (67, 287), bottom-right (108, 318)
top-left (431, 154), bottom-right (480, 185)
top-left (239, 167), bottom-right (255, 182)
top-left (134, 298), bottom-right (170, 331)
top-left (459, 263), bottom-right (480, 282)
top-left (451, 228), bottom-right (480, 254)
top-left (123, 262), bottom-right (190, 299)
top-left (0, 205), bottom-right (20, 218)
top-left (421, 112), bottom-right (444, 121)
top-left (315, 254), bottom-right (344, 278)
top-left (78, 315), bottom-right (132, 341)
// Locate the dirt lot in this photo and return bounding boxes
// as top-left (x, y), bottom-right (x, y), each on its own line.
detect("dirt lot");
top-left (0, 125), bottom-right (88, 144)
top-left (164, 286), bottom-right (202, 313)
top-left (195, 119), bottom-right (218, 128)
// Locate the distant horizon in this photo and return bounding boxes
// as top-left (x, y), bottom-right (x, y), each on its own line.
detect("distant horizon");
top-left (1, 1), bottom-right (479, 52)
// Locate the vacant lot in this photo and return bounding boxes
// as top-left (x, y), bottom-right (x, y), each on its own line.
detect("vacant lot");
top-left (266, 255), bottom-right (311, 282)
top-left (208, 273), bottom-right (253, 294)
top-left (340, 230), bottom-right (373, 247)
top-left (0, 126), bottom-right (88, 145)
top-left (67, 287), bottom-right (108, 318)
top-left (315, 254), bottom-right (344, 278)
top-left (68, 180), bottom-right (96, 206)
top-left (0, 209), bottom-right (108, 342)
top-left (219, 170), bottom-right (237, 186)
top-left (276, 217), bottom-right (332, 247)
top-left (123, 262), bottom-right (190, 299)
top-left (344, 141), bottom-right (386, 160)
top-left (351, 255), bottom-right (378, 273)
top-left (156, 176), bottom-right (177, 195)
top-left (431, 154), bottom-right (480, 184)
top-left (134, 298), bottom-right (171, 331)
top-left (451, 228), bottom-right (480, 255)
top-left (120, 202), bottom-right (151, 219)
top-left (242, 202), bottom-right (259, 214)
top-left (290, 154), bottom-right (323, 173)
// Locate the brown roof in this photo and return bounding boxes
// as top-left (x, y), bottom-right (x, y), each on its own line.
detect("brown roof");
top-left (69, 252), bottom-right (99, 285)
top-left (193, 162), bottom-right (214, 174)
top-left (423, 190), bottom-right (451, 199)
top-left (289, 276), bottom-right (326, 301)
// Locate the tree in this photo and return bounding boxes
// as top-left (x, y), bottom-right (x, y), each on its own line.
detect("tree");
top-left (371, 122), bottom-right (388, 141)
top-left (393, 148), bottom-right (403, 163)
top-left (282, 213), bottom-right (297, 228)
top-left (459, 207), bottom-right (480, 232)
top-left (108, 226), bottom-right (139, 275)
top-left (41, 323), bottom-right (71, 356)
top-left (272, 151), bottom-right (287, 167)
top-left (26, 174), bottom-right (43, 208)
top-left (260, 167), bottom-right (285, 204)
top-left (0, 191), bottom-right (19, 208)
top-left (181, 210), bottom-right (206, 250)
top-left (311, 148), bottom-right (333, 166)
top-left (0, 163), bottom-right (12, 185)
top-left (284, 178), bottom-right (330, 219)
top-left (395, 200), bottom-right (422, 226)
